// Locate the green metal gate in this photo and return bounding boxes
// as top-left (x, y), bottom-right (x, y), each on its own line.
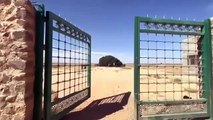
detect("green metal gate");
top-left (34, 6), bottom-right (91, 120)
top-left (134, 17), bottom-right (213, 120)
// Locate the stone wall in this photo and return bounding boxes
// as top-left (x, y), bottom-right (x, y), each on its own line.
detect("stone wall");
top-left (0, 0), bottom-right (35, 120)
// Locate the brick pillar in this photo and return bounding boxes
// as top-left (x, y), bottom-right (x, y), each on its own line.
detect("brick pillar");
top-left (0, 0), bottom-right (35, 120)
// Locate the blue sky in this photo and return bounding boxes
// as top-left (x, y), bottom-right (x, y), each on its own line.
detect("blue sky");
top-left (34, 0), bottom-right (213, 63)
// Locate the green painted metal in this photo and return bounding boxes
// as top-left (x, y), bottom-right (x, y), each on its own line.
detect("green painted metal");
top-left (44, 11), bottom-right (91, 120)
top-left (33, 4), bottom-right (45, 120)
top-left (139, 17), bottom-right (204, 26)
top-left (202, 19), bottom-right (213, 119)
top-left (142, 112), bottom-right (209, 120)
top-left (140, 29), bottom-right (203, 35)
top-left (51, 88), bottom-right (90, 120)
top-left (134, 16), bottom-right (212, 120)
top-left (134, 16), bottom-right (141, 120)
top-left (44, 11), bottom-right (53, 120)
top-left (139, 98), bottom-right (207, 105)
top-left (87, 36), bottom-right (91, 97)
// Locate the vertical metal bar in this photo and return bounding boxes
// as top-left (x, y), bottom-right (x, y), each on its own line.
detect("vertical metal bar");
top-left (44, 11), bottom-right (53, 120)
top-left (202, 19), bottom-right (213, 119)
top-left (134, 16), bottom-right (140, 120)
top-left (33, 4), bottom-right (45, 120)
top-left (87, 37), bottom-right (91, 97)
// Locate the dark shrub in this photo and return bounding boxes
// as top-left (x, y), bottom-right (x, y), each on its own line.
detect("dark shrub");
top-left (98, 55), bottom-right (124, 67)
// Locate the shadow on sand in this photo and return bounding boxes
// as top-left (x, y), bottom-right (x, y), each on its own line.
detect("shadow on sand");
top-left (62, 92), bottom-right (131, 120)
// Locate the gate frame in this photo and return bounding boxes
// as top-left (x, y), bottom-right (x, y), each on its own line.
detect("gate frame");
top-left (33, 6), bottom-right (91, 120)
top-left (134, 17), bottom-right (213, 120)
top-left (33, 4), bottom-right (45, 120)
top-left (44, 11), bottom-right (91, 120)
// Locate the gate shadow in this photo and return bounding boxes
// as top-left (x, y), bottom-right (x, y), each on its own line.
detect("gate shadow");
top-left (62, 92), bottom-right (131, 120)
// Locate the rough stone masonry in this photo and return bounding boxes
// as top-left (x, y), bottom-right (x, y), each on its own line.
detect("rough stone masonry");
top-left (0, 0), bottom-right (35, 120)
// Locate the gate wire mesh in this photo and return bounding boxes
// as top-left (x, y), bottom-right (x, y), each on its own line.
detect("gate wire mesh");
top-left (44, 11), bottom-right (91, 119)
top-left (52, 30), bottom-right (89, 100)
top-left (137, 18), bottom-right (207, 118)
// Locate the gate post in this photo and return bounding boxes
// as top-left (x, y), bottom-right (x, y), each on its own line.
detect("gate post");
top-left (211, 18), bottom-right (213, 120)
top-left (202, 19), bottom-right (213, 120)
top-left (88, 37), bottom-right (92, 97)
top-left (134, 16), bottom-right (141, 120)
top-left (0, 1), bottom-right (36, 119)
top-left (44, 11), bottom-right (53, 120)
top-left (33, 4), bottom-right (45, 120)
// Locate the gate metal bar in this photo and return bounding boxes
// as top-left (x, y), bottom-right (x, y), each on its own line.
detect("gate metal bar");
top-left (34, 4), bottom-right (45, 120)
top-left (202, 19), bottom-right (213, 119)
top-left (44, 11), bottom-right (53, 120)
top-left (134, 16), bottom-right (140, 119)
top-left (134, 17), bottom-right (213, 120)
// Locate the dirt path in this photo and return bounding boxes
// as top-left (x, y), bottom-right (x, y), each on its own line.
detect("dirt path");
top-left (63, 67), bottom-right (135, 120)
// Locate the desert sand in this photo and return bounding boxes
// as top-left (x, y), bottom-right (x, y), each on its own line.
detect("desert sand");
top-left (50, 65), bottom-right (203, 120)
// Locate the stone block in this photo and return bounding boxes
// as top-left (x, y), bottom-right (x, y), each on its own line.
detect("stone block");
top-left (15, 92), bottom-right (24, 102)
top-left (3, 104), bottom-right (16, 114)
top-left (0, 72), bottom-right (11, 83)
top-left (0, 56), bottom-right (6, 66)
top-left (12, 72), bottom-right (25, 81)
top-left (14, 0), bottom-right (28, 7)
top-left (0, 94), bottom-right (7, 101)
top-left (0, 114), bottom-right (11, 120)
top-left (13, 114), bottom-right (25, 120)
top-left (10, 30), bottom-right (25, 40)
top-left (5, 94), bottom-right (17, 102)
top-left (14, 81), bottom-right (25, 92)
top-left (15, 103), bottom-right (25, 113)
top-left (7, 59), bottom-right (26, 71)
top-left (1, 85), bottom-right (10, 94)
top-left (0, 50), bottom-right (6, 56)
top-left (0, 101), bottom-right (7, 109)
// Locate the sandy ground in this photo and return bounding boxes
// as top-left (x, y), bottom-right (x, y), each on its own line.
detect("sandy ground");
top-left (53, 66), bottom-right (135, 120)
top-left (49, 65), bottom-right (203, 120)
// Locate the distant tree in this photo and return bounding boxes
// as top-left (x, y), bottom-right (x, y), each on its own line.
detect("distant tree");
top-left (98, 55), bottom-right (124, 67)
